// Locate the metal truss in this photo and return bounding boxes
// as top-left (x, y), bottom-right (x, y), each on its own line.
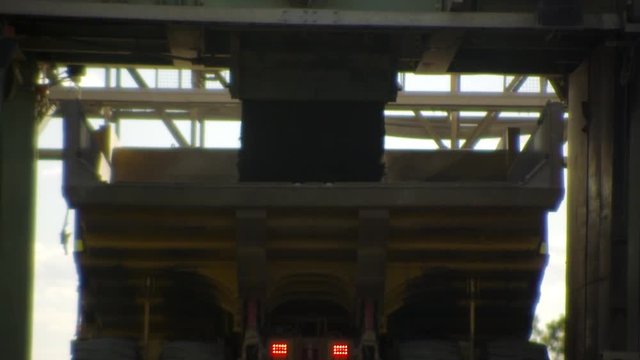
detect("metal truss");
top-left (39, 68), bottom-right (562, 159)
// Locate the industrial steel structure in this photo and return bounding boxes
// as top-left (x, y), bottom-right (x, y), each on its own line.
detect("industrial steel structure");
top-left (0, 0), bottom-right (639, 360)
top-left (38, 70), bottom-right (559, 154)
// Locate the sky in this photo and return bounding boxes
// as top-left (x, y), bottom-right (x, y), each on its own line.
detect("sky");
top-left (32, 160), bottom-right (77, 360)
top-left (30, 71), bottom-right (567, 359)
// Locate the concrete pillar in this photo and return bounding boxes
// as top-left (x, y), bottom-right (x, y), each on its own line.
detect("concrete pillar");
top-left (0, 57), bottom-right (38, 359)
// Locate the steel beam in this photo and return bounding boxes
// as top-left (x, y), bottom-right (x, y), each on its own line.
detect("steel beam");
top-left (41, 112), bottom-right (551, 146)
top-left (415, 30), bottom-right (464, 73)
top-left (461, 76), bottom-right (527, 149)
top-left (0, 54), bottom-right (37, 360)
top-left (212, 70), bottom-right (229, 89)
top-left (64, 183), bottom-right (563, 210)
top-left (414, 111), bottom-right (447, 149)
top-left (460, 110), bottom-right (498, 149)
top-left (48, 87), bottom-right (558, 111)
top-left (45, 85), bottom-right (559, 146)
top-left (450, 111), bottom-right (460, 149)
top-left (392, 91), bottom-right (556, 110)
top-left (159, 110), bottom-right (189, 148)
top-left (126, 68), bottom-right (149, 88)
top-left (0, 2), bottom-right (621, 30)
top-left (37, 148), bottom-right (63, 160)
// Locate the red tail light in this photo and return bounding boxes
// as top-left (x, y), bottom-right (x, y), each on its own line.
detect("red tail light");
top-left (271, 343), bottom-right (288, 358)
top-left (331, 343), bottom-right (349, 358)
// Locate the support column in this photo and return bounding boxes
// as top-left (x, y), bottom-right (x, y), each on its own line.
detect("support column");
top-left (626, 46), bottom-right (640, 354)
top-left (567, 44), bottom-right (627, 360)
top-left (357, 209), bottom-right (389, 358)
top-left (0, 48), bottom-right (38, 360)
top-left (236, 209), bottom-right (267, 360)
top-left (357, 209), bottom-right (389, 313)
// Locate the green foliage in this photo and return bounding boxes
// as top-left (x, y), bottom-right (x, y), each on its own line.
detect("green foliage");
top-left (532, 314), bottom-right (566, 360)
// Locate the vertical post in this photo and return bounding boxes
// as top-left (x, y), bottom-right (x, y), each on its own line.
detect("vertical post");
top-left (398, 72), bottom-right (406, 91)
top-left (116, 68), bottom-right (121, 88)
top-left (357, 209), bottom-right (388, 307)
top-left (469, 278), bottom-right (476, 360)
top-left (587, 47), bottom-right (616, 359)
top-left (236, 209), bottom-right (267, 359)
top-left (192, 70), bottom-right (206, 148)
top-left (114, 115), bottom-right (121, 138)
top-left (450, 74), bottom-right (461, 148)
top-left (246, 299), bottom-right (258, 335)
top-left (504, 127), bottom-right (520, 165)
top-left (449, 111), bottom-right (460, 150)
top-left (199, 118), bottom-right (206, 148)
top-left (236, 209), bottom-right (267, 300)
top-left (539, 77), bottom-right (547, 94)
top-left (450, 73), bottom-right (460, 94)
top-left (627, 54), bottom-right (640, 353)
top-left (105, 66), bottom-right (111, 88)
top-left (190, 118), bottom-right (198, 147)
top-left (504, 127), bottom-right (520, 152)
top-left (357, 209), bottom-right (388, 358)
top-left (142, 276), bottom-right (151, 360)
top-left (0, 47), bottom-right (38, 360)
top-left (567, 45), bottom-right (620, 360)
top-left (567, 59), bottom-right (589, 360)
top-left (363, 300), bottom-right (375, 333)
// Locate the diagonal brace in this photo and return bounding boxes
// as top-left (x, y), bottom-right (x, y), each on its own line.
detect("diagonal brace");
top-left (414, 110), bottom-right (447, 149)
top-left (462, 75), bottom-right (527, 149)
top-left (159, 110), bottom-right (189, 147)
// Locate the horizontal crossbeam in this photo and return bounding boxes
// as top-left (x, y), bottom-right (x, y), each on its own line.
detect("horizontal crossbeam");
top-left (48, 87), bottom-right (557, 112)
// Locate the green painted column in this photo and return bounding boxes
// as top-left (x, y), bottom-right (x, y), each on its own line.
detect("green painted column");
top-left (0, 56), bottom-right (38, 360)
